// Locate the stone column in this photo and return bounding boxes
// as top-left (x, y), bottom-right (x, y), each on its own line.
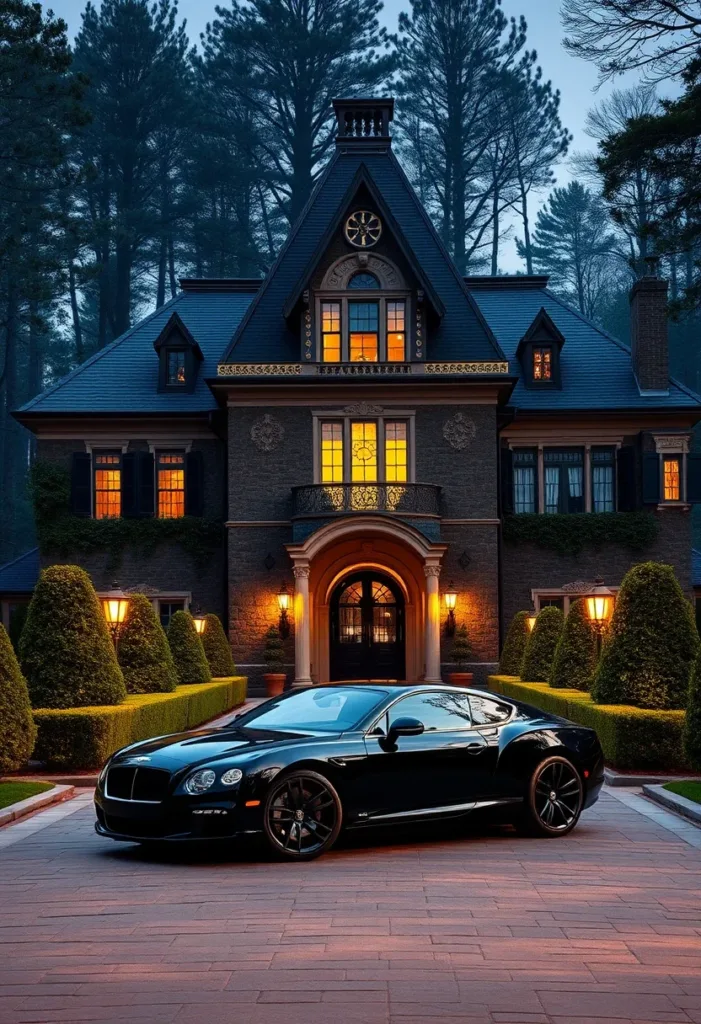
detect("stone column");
top-left (292, 564), bottom-right (313, 687)
top-left (424, 563), bottom-right (442, 683)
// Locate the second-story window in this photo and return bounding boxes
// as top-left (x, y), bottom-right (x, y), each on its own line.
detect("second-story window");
top-left (513, 449), bottom-right (536, 513)
top-left (157, 453), bottom-right (186, 518)
top-left (322, 303), bottom-right (341, 362)
top-left (94, 453), bottom-right (121, 519)
top-left (351, 421), bottom-right (378, 480)
top-left (349, 302), bottom-right (379, 363)
top-left (321, 423), bottom-right (343, 483)
top-left (663, 455), bottom-right (681, 501)
top-left (592, 448), bottom-right (615, 512)
top-left (319, 419), bottom-right (410, 483)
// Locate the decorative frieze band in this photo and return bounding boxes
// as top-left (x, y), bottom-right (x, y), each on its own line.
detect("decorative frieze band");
top-left (425, 361), bottom-right (510, 375)
top-left (217, 363), bottom-right (302, 376)
top-left (217, 360), bottom-right (510, 377)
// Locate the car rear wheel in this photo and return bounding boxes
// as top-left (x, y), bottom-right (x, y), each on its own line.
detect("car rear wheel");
top-left (522, 755), bottom-right (583, 837)
top-left (263, 770), bottom-right (342, 860)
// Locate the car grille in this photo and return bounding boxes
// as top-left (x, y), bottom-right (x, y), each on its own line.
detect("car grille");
top-left (105, 766), bottom-right (170, 803)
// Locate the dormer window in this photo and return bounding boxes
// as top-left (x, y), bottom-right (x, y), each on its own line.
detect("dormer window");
top-left (167, 350), bottom-right (187, 386)
top-left (153, 312), bottom-right (203, 394)
top-left (532, 346), bottom-right (552, 382)
top-left (517, 307), bottom-right (565, 389)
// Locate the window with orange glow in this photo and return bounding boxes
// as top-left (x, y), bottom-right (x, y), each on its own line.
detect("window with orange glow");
top-left (349, 302), bottom-right (378, 362)
top-left (533, 346), bottom-right (552, 381)
top-left (385, 421), bottom-right (407, 482)
top-left (321, 422), bottom-right (343, 483)
top-left (158, 453), bottom-right (185, 518)
top-left (94, 454), bottom-right (121, 519)
top-left (386, 301), bottom-right (405, 361)
top-left (663, 456), bottom-right (681, 501)
top-left (321, 302), bottom-right (341, 362)
top-left (167, 350), bottom-right (186, 385)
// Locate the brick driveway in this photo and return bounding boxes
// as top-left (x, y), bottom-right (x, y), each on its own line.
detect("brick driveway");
top-left (1, 789), bottom-right (700, 1024)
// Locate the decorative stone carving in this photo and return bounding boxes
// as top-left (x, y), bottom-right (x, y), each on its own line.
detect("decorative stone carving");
top-left (443, 412), bottom-right (476, 450)
top-left (293, 565), bottom-right (311, 579)
top-left (321, 253), bottom-right (404, 290)
top-left (218, 363), bottom-right (301, 376)
top-left (427, 361), bottom-right (509, 375)
top-left (424, 564), bottom-right (441, 578)
top-left (251, 414), bottom-right (284, 452)
top-left (343, 402), bottom-right (383, 415)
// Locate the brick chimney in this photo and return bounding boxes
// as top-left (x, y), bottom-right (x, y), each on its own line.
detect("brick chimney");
top-left (629, 271), bottom-right (669, 396)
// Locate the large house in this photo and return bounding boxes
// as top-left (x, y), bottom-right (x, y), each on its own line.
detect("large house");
top-left (12, 98), bottom-right (701, 690)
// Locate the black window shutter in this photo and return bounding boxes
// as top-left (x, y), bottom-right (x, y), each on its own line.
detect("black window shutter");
top-left (500, 447), bottom-right (514, 515)
top-left (616, 446), bottom-right (637, 511)
top-left (121, 453), bottom-right (137, 518)
top-left (137, 452), bottom-right (155, 517)
top-left (185, 450), bottom-right (204, 517)
top-left (642, 452), bottom-right (661, 504)
top-left (70, 452), bottom-right (92, 517)
top-left (687, 454), bottom-right (701, 503)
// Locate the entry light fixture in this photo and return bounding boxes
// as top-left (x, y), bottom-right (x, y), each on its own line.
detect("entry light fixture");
top-left (444, 582), bottom-right (457, 636)
top-left (277, 582), bottom-right (291, 639)
top-left (102, 583), bottom-right (130, 647)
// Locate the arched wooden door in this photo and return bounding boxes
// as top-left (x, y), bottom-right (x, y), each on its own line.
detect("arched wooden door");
top-left (329, 571), bottom-right (405, 681)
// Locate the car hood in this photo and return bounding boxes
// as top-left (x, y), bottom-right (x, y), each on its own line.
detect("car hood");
top-left (111, 725), bottom-right (337, 771)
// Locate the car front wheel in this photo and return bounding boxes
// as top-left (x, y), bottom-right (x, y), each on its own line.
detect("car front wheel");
top-left (263, 770), bottom-right (342, 860)
top-left (522, 755), bottom-right (583, 837)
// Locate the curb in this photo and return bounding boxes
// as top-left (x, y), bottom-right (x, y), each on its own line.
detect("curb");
top-left (605, 767), bottom-right (701, 788)
top-left (642, 784), bottom-right (701, 826)
top-left (0, 784), bottom-right (75, 827)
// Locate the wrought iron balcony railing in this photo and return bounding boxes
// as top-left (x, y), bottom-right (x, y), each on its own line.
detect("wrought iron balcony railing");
top-left (292, 483), bottom-right (441, 518)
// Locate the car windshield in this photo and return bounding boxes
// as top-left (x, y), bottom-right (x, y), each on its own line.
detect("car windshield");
top-left (230, 687), bottom-right (388, 733)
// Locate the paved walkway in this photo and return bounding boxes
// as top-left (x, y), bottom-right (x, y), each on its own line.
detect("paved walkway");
top-left (0, 788), bottom-right (700, 1024)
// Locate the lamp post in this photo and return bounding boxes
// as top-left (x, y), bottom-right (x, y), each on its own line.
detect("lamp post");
top-left (191, 607), bottom-right (206, 635)
top-left (102, 583), bottom-right (130, 651)
top-left (585, 579), bottom-right (614, 653)
top-left (277, 582), bottom-right (291, 639)
top-left (443, 582), bottom-right (457, 636)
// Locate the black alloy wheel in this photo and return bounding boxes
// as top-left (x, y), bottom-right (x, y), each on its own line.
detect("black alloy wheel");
top-left (263, 770), bottom-right (342, 860)
top-left (524, 755), bottom-right (583, 837)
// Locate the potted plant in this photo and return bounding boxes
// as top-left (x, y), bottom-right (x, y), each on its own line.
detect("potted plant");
top-left (263, 625), bottom-right (286, 697)
top-left (448, 623), bottom-right (473, 686)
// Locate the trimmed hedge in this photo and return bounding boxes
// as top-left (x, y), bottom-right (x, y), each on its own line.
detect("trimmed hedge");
top-left (168, 610), bottom-right (211, 685)
top-left (489, 675), bottom-right (688, 772)
top-left (201, 613), bottom-right (236, 677)
top-left (520, 606), bottom-right (564, 682)
top-left (32, 677), bottom-right (248, 769)
top-left (499, 611), bottom-right (531, 675)
top-left (0, 623), bottom-right (37, 773)
top-left (684, 647), bottom-right (701, 771)
top-left (117, 594), bottom-right (178, 694)
top-left (549, 599), bottom-right (599, 690)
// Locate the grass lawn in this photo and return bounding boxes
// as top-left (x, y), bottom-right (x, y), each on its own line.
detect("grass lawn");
top-left (0, 781), bottom-right (54, 811)
top-left (663, 781), bottom-right (701, 805)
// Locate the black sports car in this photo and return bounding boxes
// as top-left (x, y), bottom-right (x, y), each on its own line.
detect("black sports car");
top-left (94, 684), bottom-right (605, 860)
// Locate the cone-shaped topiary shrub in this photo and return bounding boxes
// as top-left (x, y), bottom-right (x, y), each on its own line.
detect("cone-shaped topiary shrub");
top-left (684, 646), bottom-right (701, 770)
top-left (167, 610), bottom-right (211, 685)
top-left (201, 613), bottom-right (236, 677)
top-left (117, 594), bottom-right (178, 694)
top-left (549, 599), bottom-right (599, 690)
top-left (499, 611), bottom-right (531, 675)
top-left (451, 624), bottom-right (472, 670)
top-left (520, 606), bottom-right (564, 682)
top-left (20, 565), bottom-right (126, 709)
top-left (0, 623), bottom-right (37, 772)
top-left (592, 562), bottom-right (699, 709)
top-left (263, 625), bottom-right (285, 672)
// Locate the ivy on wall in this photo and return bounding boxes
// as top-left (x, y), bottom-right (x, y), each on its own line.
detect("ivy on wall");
top-left (31, 461), bottom-right (224, 574)
top-left (503, 511), bottom-right (659, 557)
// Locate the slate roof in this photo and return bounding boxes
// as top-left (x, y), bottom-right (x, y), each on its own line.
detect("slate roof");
top-left (0, 548), bottom-right (39, 594)
top-left (469, 280), bottom-right (701, 411)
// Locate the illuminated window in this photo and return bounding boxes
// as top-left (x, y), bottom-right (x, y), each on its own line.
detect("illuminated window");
top-left (663, 456), bottom-right (681, 501)
top-left (349, 302), bottom-right (378, 362)
top-left (167, 350), bottom-right (186, 385)
top-left (351, 422), bottom-right (378, 481)
top-left (157, 453), bottom-right (185, 518)
top-left (533, 347), bottom-right (552, 381)
top-left (385, 422), bottom-right (407, 482)
top-left (321, 302), bottom-right (341, 362)
top-left (387, 301), bottom-right (405, 362)
top-left (321, 422), bottom-right (343, 483)
top-left (94, 453), bottom-right (121, 519)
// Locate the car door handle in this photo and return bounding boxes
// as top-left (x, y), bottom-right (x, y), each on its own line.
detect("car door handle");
top-left (465, 741), bottom-right (486, 755)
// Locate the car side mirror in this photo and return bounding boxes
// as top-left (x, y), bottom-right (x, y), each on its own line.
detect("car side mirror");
top-left (383, 716), bottom-right (424, 750)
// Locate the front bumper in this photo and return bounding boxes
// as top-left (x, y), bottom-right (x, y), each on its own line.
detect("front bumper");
top-left (94, 791), bottom-right (262, 843)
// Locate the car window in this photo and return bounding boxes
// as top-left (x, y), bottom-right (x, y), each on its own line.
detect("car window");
top-left (235, 687), bottom-right (388, 732)
top-left (468, 694), bottom-right (512, 725)
top-left (388, 692), bottom-right (472, 732)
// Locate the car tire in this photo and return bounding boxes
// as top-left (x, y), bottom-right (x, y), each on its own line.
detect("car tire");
top-left (521, 755), bottom-right (583, 838)
top-left (263, 769), bottom-right (342, 861)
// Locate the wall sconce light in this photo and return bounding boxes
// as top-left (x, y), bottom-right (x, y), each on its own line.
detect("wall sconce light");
top-left (102, 583), bottom-right (130, 648)
top-left (277, 582), bottom-right (291, 639)
top-left (191, 607), bottom-right (206, 635)
top-left (585, 579), bottom-right (613, 636)
top-left (444, 581), bottom-right (457, 636)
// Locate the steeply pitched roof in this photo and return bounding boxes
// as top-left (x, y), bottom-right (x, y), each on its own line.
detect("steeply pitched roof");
top-left (0, 548), bottom-right (39, 594)
top-left (469, 279), bottom-right (701, 411)
top-left (221, 149), bottom-right (505, 364)
top-left (18, 289), bottom-right (257, 416)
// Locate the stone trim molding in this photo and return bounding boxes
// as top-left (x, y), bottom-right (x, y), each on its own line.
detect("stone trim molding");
top-left (218, 363), bottom-right (302, 376)
top-left (423, 564), bottom-right (441, 577)
top-left (426, 361), bottom-right (509, 375)
top-left (653, 433), bottom-right (691, 454)
top-left (319, 252), bottom-right (405, 291)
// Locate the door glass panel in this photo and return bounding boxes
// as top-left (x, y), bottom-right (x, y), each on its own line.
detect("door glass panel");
top-left (339, 606), bottom-right (362, 643)
top-left (340, 582), bottom-right (362, 604)
top-left (373, 605), bottom-right (396, 643)
top-left (388, 692), bottom-right (472, 731)
top-left (372, 582), bottom-right (395, 604)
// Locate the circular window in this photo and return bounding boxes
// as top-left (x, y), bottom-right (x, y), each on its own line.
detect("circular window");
top-left (345, 210), bottom-right (382, 248)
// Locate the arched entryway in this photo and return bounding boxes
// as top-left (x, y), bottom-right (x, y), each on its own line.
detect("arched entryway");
top-left (329, 570), bottom-right (405, 681)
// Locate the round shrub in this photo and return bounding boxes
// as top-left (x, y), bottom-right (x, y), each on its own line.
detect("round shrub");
top-left (20, 565), bottom-right (126, 709)
top-left (117, 594), bottom-right (178, 694)
top-left (0, 623), bottom-right (37, 772)
top-left (592, 562), bottom-right (699, 710)
top-left (167, 610), bottom-right (211, 685)
top-left (201, 613), bottom-right (236, 677)
top-left (520, 606), bottom-right (564, 682)
top-left (549, 599), bottom-right (599, 690)
top-left (684, 647), bottom-right (701, 770)
top-left (499, 611), bottom-right (531, 675)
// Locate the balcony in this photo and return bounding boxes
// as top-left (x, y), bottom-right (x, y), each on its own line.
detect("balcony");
top-left (292, 483), bottom-right (441, 519)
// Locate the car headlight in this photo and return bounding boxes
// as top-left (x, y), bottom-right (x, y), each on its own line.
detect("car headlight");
top-left (220, 768), bottom-right (243, 786)
top-left (184, 769), bottom-right (216, 795)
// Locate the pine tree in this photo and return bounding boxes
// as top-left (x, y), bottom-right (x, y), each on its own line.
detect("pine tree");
top-left (0, 623), bottom-right (36, 773)
top-left (499, 611), bottom-right (531, 676)
top-left (167, 610), bottom-right (211, 685)
top-left (549, 599), bottom-right (599, 690)
top-left (201, 614), bottom-right (236, 678)
top-left (117, 594), bottom-right (178, 694)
